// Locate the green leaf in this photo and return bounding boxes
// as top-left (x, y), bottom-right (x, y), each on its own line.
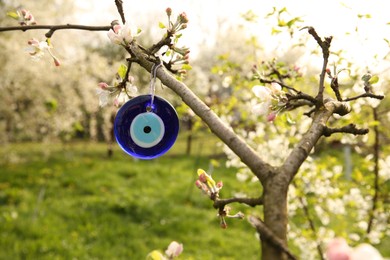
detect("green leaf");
top-left (181, 64), bottom-right (192, 71)
top-left (117, 64), bottom-right (128, 80)
top-left (286, 113), bottom-right (296, 125)
top-left (158, 22), bottom-right (166, 29)
top-left (6, 11), bottom-right (20, 20)
top-left (271, 27), bottom-right (282, 35)
top-left (368, 75), bottom-right (379, 85)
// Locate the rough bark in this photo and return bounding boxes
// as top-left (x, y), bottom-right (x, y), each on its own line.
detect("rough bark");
top-left (262, 173), bottom-right (289, 260)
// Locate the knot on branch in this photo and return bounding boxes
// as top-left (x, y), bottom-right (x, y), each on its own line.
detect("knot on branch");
top-left (324, 99), bottom-right (351, 116)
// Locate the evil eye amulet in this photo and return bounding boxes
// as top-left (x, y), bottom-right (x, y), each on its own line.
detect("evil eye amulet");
top-left (114, 95), bottom-right (179, 159)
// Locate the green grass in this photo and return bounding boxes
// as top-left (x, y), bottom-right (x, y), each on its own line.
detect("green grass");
top-left (0, 134), bottom-right (261, 260)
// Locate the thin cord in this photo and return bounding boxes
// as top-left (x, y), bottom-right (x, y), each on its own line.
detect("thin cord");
top-left (148, 62), bottom-right (163, 111)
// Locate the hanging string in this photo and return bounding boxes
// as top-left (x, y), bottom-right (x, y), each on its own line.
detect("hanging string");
top-left (148, 62), bottom-right (163, 112)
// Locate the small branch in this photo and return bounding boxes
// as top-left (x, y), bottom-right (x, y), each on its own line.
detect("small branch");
top-left (282, 100), bottom-right (336, 182)
top-left (287, 92), bottom-right (318, 105)
top-left (258, 78), bottom-right (299, 94)
top-left (0, 24), bottom-right (112, 38)
top-left (367, 107), bottom-right (380, 234)
top-left (213, 196), bottom-right (263, 209)
top-left (343, 93), bottom-right (384, 102)
top-left (114, 0), bottom-right (126, 24)
top-left (285, 101), bottom-right (315, 111)
top-left (304, 27), bottom-right (332, 104)
top-left (147, 34), bottom-right (173, 54)
top-left (248, 216), bottom-right (297, 260)
top-left (330, 77), bottom-right (343, 101)
top-left (323, 124), bottom-right (369, 137)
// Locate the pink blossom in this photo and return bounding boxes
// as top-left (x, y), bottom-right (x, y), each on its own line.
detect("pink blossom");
top-left (165, 241), bottom-right (183, 258)
top-left (198, 173), bottom-right (207, 183)
top-left (107, 21), bottom-right (141, 46)
top-left (326, 238), bottom-right (383, 260)
top-left (98, 82), bottom-right (109, 90)
top-left (326, 238), bottom-right (352, 260)
top-left (267, 112), bottom-right (277, 122)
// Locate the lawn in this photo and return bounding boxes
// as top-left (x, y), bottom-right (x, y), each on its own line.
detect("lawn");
top-left (0, 134), bottom-right (261, 260)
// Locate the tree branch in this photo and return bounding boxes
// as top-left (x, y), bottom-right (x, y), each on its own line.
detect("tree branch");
top-left (305, 27), bottom-right (332, 104)
top-left (343, 93), bottom-right (384, 102)
top-left (114, 0), bottom-right (126, 24)
top-left (282, 100), bottom-right (336, 182)
top-left (258, 78), bottom-right (299, 94)
top-left (287, 92), bottom-right (318, 105)
top-left (0, 24), bottom-right (112, 38)
top-left (248, 216), bottom-right (297, 260)
top-left (323, 124), bottom-right (369, 137)
top-left (129, 43), bottom-right (275, 183)
top-left (367, 107), bottom-right (380, 234)
top-left (213, 196), bottom-right (263, 209)
top-left (147, 34), bottom-right (173, 54)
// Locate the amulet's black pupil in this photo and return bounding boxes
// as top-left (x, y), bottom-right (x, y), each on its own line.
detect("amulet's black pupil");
top-left (144, 126), bottom-right (152, 133)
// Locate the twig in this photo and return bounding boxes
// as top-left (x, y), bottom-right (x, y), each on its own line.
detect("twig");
top-left (147, 34), bottom-right (173, 54)
top-left (304, 27), bottom-right (332, 104)
top-left (0, 24), bottom-right (112, 38)
top-left (322, 124), bottom-right (369, 137)
top-left (248, 216), bottom-right (297, 260)
top-left (213, 196), bottom-right (263, 209)
top-left (330, 77), bottom-right (343, 101)
top-left (114, 0), bottom-right (126, 24)
top-left (285, 100), bottom-right (315, 111)
top-left (343, 93), bottom-right (384, 102)
top-left (288, 92), bottom-right (318, 105)
top-left (367, 107), bottom-right (380, 234)
top-left (258, 78), bottom-right (299, 94)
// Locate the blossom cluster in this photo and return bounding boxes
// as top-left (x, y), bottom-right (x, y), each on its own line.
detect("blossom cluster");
top-left (195, 169), bottom-right (223, 198)
top-left (195, 169), bottom-right (244, 229)
top-left (107, 21), bottom-right (141, 47)
top-left (251, 82), bottom-right (287, 122)
top-left (26, 38), bottom-right (61, 66)
top-left (160, 8), bottom-right (190, 76)
top-left (96, 72), bottom-right (137, 107)
top-left (7, 9), bottom-right (36, 25)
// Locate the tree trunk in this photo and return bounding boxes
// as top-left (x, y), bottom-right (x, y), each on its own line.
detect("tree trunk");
top-left (261, 175), bottom-right (289, 260)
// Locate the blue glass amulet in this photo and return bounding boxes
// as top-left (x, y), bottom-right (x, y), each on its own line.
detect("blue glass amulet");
top-left (114, 95), bottom-right (179, 159)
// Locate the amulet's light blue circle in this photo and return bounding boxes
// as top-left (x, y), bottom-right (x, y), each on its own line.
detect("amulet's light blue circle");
top-left (130, 112), bottom-right (165, 148)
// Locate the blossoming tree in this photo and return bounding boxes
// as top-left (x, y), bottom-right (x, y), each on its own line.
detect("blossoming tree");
top-left (1, 1), bottom-right (388, 259)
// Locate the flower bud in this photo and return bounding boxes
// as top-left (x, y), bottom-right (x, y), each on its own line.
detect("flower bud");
top-left (98, 82), bottom-right (109, 90)
top-left (166, 7), bottom-right (172, 16)
top-left (220, 217), bottom-right (227, 229)
top-left (198, 173), bottom-right (207, 183)
top-left (179, 12), bottom-right (189, 23)
top-left (53, 57), bottom-right (61, 67)
top-left (267, 112), bottom-right (276, 122)
top-left (195, 180), bottom-right (203, 189)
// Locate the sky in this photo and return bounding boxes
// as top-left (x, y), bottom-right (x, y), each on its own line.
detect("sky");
top-left (73, 0), bottom-right (390, 74)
